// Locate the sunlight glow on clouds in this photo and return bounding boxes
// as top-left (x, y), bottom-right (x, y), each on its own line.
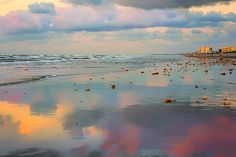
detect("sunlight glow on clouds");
top-left (190, 1), bottom-right (236, 14)
top-left (0, 0), bottom-right (235, 54)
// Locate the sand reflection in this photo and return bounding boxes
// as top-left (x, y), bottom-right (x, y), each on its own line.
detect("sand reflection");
top-left (119, 92), bottom-right (140, 108)
top-left (101, 124), bottom-right (141, 157)
top-left (0, 101), bottom-right (70, 136)
top-left (146, 77), bottom-right (169, 87)
top-left (169, 116), bottom-right (236, 157)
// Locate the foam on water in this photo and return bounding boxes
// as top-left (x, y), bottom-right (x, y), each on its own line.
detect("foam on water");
top-left (0, 54), bottom-right (182, 87)
top-left (0, 54), bottom-right (181, 66)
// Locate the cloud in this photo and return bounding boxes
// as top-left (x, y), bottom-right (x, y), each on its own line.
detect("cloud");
top-left (191, 29), bottom-right (203, 34)
top-left (28, 2), bottom-right (56, 15)
top-left (0, 5), bottom-right (236, 42)
top-left (0, 10), bottom-right (54, 36)
top-left (62, 0), bottom-right (236, 9)
top-left (0, 0), bottom-right (12, 4)
top-left (49, 7), bottom-right (236, 33)
top-left (114, 0), bottom-right (235, 9)
top-left (102, 28), bottom-right (184, 41)
top-left (62, 0), bottom-right (103, 5)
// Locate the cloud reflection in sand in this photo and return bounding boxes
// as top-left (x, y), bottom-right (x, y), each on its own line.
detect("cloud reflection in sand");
top-left (146, 77), bottom-right (169, 87)
top-left (0, 101), bottom-right (70, 136)
top-left (169, 116), bottom-right (236, 157)
top-left (0, 56), bottom-right (235, 157)
top-left (70, 104), bottom-right (236, 157)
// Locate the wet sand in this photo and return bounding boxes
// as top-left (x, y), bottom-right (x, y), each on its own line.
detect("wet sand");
top-left (0, 55), bottom-right (236, 157)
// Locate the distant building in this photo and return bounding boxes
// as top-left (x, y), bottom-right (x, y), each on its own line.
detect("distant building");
top-left (221, 46), bottom-right (236, 53)
top-left (198, 46), bottom-right (212, 53)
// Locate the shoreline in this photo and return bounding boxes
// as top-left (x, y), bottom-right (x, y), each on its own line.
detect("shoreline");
top-left (0, 75), bottom-right (51, 87)
top-left (183, 52), bottom-right (236, 58)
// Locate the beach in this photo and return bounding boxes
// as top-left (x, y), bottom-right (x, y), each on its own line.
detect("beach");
top-left (0, 54), bottom-right (236, 157)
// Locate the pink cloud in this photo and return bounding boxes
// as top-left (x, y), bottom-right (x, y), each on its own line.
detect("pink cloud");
top-left (169, 116), bottom-right (236, 157)
top-left (1, 4), bottom-right (236, 37)
top-left (0, 11), bottom-right (52, 35)
top-left (101, 124), bottom-right (141, 157)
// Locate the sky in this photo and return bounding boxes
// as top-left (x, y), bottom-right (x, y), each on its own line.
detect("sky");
top-left (0, 0), bottom-right (236, 54)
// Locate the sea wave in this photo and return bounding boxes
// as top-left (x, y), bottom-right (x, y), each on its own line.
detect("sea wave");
top-left (0, 54), bottom-right (181, 66)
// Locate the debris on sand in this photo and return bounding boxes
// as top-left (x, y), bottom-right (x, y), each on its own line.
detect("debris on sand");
top-left (223, 100), bottom-right (231, 108)
top-left (227, 82), bottom-right (236, 85)
top-left (164, 98), bottom-right (174, 104)
top-left (223, 98), bottom-right (234, 107)
top-left (220, 72), bottom-right (226, 76)
top-left (152, 72), bottom-right (159, 75)
top-left (141, 71), bottom-right (144, 74)
top-left (223, 101), bottom-right (231, 106)
top-left (202, 96), bottom-right (208, 101)
top-left (110, 84), bottom-right (116, 90)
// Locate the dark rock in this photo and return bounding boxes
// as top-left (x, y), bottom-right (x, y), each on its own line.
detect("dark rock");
top-left (152, 72), bottom-right (159, 75)
top-left (164, 98), bottom-right (173, 104)
top-left (111, 84), bottom-right (116, 90)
